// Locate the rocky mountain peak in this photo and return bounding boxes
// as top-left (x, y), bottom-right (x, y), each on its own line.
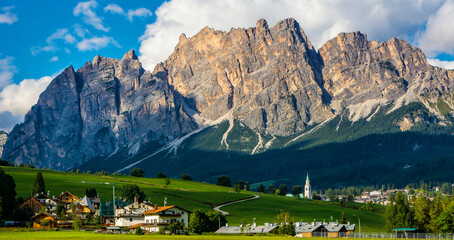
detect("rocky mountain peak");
top-left (122, 49), bottom-right (138, 61)
top-left (2, 18), bottom-right (454, 171)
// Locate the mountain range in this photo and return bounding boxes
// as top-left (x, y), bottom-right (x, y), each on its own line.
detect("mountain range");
top-left (2, 18), bottom-right (454, 188)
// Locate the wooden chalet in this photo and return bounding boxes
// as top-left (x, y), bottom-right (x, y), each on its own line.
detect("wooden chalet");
top-left (55, 191), bottom-right (80, 207)
top-left (15, 197), bottom-right (45, 220)
top-left (30, 212), bottom-right (57, 228)
top-left (67, 202), bottom-right (94, 219)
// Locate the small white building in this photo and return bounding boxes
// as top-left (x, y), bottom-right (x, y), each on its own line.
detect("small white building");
top-left (142, 206), bottom-right (190, 233)
top-left (115, 214), bottom-right (145, 227)
top-left (115, 198), bottom-right (155, 227)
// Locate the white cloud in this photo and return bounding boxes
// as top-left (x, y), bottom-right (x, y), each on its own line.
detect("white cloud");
top-left (74, 0), bottom-right (109, 32)
top-left (50, 56), bottom-right (59, 62)
top-left (0, 6), bottom-right (18, 24)
top-left (76, 36), bottom-right (120, 51)
top-left (139, 0), bottom-right (446, 70)
top-left (0, 76), bottom-right (52, 117)
top-left (104, 3), bottom-right (152, 22)
top-left (417, 0), bottom-right (454, 57)
top-left (104, 3), bottom-right (124, 14)
top-left (31, 45), bottom-right (56, 55)
top-left (0, 56), bottom-right (16, 89)
top-left (428, 59), bottom-right (454, 70)
top-left (127, 8), bottom-right (152, 21)
top-left (47, 28), bottom-right (77, 44)
top-left (73, 24), bottom-right (89, 38)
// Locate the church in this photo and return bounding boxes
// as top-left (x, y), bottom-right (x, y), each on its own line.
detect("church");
top-left (305, 173), bottom-right (312, 199)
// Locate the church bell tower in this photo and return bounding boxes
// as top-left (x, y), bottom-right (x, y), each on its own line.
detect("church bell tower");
top-left (304, 173), bottom-right (312, 199)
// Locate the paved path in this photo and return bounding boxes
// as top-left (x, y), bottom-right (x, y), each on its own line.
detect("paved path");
top-left (213, 194), bottom-right (260, 215)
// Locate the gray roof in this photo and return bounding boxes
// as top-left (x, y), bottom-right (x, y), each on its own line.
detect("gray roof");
top-left (344, 224), bottom-right (356, 231)
top-left (215, 225), bottom-right (278, 234)
top-left (325, 223), bottom-right (347, 232)
top-left (295, 223), bottom-right (325, 233)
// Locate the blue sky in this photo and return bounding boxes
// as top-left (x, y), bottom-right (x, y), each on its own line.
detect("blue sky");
top-left (0, 0), bottom-right (162, 82)
top-left (1, 0), bottom-right (454, 132)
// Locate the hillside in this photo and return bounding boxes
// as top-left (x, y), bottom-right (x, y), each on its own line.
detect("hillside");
top-left (3, 166), bottom-right (385, 232)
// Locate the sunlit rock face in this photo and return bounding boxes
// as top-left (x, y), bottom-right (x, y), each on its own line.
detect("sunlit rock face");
top-left (2, 18), bottom-right (454, 170)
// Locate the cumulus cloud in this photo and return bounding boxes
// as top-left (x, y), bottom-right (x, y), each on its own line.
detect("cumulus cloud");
top-left (139, 0), bottom-right (446, 70)
top-left (76, 35), bottom-right (120, 51)
top-left (0, 76), bottom-right (52, 116)
top-left (104, 3), bottom-right (152, 22)
top-left (49, 56), bottom-right (59, 62)
top-left (0, 6), bottom-right (18, 24)
top-left (74, 0), bottom-right (109, 32)
top-left (417, 0), bottom-right (454, 57)
top-left (428, 59), bottom-right (454, 70)
top-left (0, 56), bottom-right (16, 89)
top-left (0, 76), bottom-right (53, 131)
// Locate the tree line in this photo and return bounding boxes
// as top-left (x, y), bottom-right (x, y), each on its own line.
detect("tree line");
top-left (386, 191), bottom-right (454, 233)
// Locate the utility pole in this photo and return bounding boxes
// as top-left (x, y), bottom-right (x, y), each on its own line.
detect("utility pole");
top-left (112, 183), bottom-right (116, 218)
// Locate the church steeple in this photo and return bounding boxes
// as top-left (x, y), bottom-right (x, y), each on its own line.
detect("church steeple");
top-left (304, 172), bottom-right (312, 199)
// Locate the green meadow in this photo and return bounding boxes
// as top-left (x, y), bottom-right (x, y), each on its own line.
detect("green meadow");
top-left (3, 166), bottom-right (385, 232)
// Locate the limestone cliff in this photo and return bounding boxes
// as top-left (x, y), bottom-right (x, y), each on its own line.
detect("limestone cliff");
top-left (0, 131), bottom-right (7, 157)
top-left (2, 18), bottom-right (454, 170)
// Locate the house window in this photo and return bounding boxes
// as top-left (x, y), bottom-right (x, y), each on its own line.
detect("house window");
top-left (130, 218), bottom-right (133, 222)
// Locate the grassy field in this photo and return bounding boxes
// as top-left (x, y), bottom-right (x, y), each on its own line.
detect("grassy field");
top-left (0, 230), bottom-right (296, 240)
top-left (3, 166), bottom-right (386, 232)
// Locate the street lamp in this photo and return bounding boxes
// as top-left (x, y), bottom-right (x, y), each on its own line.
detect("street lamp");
top-left (353, 214), bottom-right (361, 237)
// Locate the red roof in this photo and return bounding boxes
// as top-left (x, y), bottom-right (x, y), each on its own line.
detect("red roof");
top-left (143, 205), bottom-right (175, 215)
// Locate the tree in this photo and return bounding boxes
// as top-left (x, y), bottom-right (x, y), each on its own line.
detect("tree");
top-left (291, 185), bottom-right (302, 197)
top-left (312, 193), bottom-right (322, 200)
top-left (429, 196), bottom-right (444, 232)
top-left (181, 173), bottom-right (192, 181)
top-left (156, 171), bottom-right (167, 178)
top-left (385, 191), bottom-right (414, 231)
top-left (55, 203), bottom-right (66, 219)
top-left (0, 167), bottom-right (16, 219)
top-left (361, 201), bottom-right (375, 212)
top-left (85, 188), bottom-right (97, 198)
top-left (189, 209), bottom-right (210, 234)
top-left (121, 184), bottom-right (146, 202)
top-left (73, 219), bottom-right (82, 231)
top-left (32, 171), bottom-right (45, 195)
top-left (134, 226), bottom-right (145, 235)
top-left (278, 184), bottom-right (287, 196)
top-left (165, 178), bottom-right (171, 188)
top-left (257, 184), bottom-right (265, 193)
top-left (436, 211), bottom-right (454, 233)
top-left (340, 211), bottom-right (347, 224)
top-left (276, 211), bottom-right (295, 236)
top-left (216, 175), bottom-right (232, 187)
top-left (414, 196), bottom-right (430, 230)
top-left (267, 184), bottom-right (276, 194)
top-left (189, 209), bottom-right (227, 234)
top-left (234, 183), bottom-right (242, 193)
top-left (130, 168), bottom-right (145, 177)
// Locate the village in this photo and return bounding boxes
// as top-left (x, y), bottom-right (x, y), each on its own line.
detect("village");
top-left (15, 189), bottom-right (358, 237)
top-left (8, 172), bottom-right (361, 237)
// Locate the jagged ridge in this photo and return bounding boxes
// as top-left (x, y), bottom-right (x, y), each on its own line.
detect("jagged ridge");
top-left (2, 18), bottom-right (454, 172)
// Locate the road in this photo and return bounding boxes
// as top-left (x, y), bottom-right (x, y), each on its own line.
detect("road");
top-left (213, 194), bottom-right (260, 215)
